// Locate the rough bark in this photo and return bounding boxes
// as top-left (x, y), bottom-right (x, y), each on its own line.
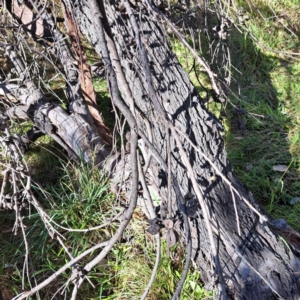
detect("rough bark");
top-left (68, 1), bottom-right (300, 299)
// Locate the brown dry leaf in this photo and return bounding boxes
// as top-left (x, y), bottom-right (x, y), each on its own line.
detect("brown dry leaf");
top-left (162, 219), bottom-right (174, 229)
top-left (166, 229), bottom-right (178, 248)
top-left (12, 0), bottom-right (45, 38)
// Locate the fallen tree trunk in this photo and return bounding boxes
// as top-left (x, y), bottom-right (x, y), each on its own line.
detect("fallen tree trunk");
top-left (69, 1), bottom-right (300, 299)
top-left (1, 0), bottom-right (300, 299)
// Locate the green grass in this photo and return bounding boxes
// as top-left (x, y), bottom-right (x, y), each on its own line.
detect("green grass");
top-left (224, 1), bottom-right (300, 230)
top-left (104, 222), bottom-right (212, 300)
top-left (0, 158), bottom-right (211, 299)
top-left (0, 159), bottom-right (117, 299)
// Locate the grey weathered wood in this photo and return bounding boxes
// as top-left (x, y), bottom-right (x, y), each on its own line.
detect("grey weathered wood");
top-left (2, 48), bottom-right (111, 165)
top-left (69, 2), bottom-right (300, 299)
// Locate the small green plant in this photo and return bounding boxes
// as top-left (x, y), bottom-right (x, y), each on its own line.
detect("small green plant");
top-left (51, 161), bottom-right (114, 229)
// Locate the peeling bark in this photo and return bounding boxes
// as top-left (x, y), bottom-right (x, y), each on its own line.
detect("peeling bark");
top-left (63, 4), bottom-right (112, 145)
